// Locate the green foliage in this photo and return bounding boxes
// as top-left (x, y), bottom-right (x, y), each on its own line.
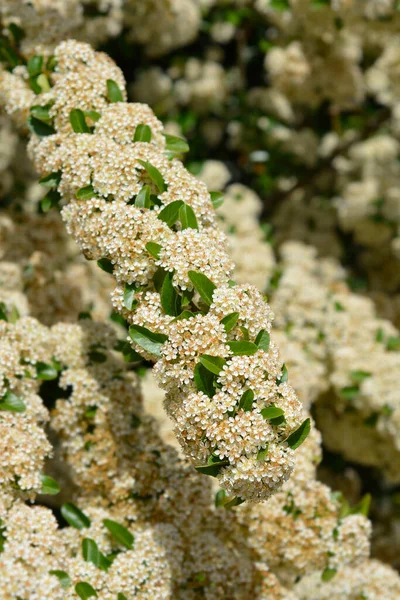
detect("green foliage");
top-left (0, 391), bottom-right (26, 413)
top-left (40, 474), bottom-right (60, 495)
top-left (188, 271), bottom-right (216, 307)
top-left (69, 109), bottom-right (91, 133)
top-left (285, 418), bottom-right (311, 450)
top-left (61, 503), bottom-right (91, 529)
top-left (106, 79), bottom-right (124, 102)
top-left (129, 324), bottom-right (168, 357)
top-left (103, 519), bottom-right (134, 550)
top-left (134, 124), bottom-right (152, 142)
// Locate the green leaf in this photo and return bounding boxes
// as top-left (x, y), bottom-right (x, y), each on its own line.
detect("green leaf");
top-left (285, 418), bottom-right (311, 450)
top-left (199, 354), bottom-right (226, 375)
top-left (350, 370), bottom-right (372, 383)
top-left (36, 73), bottom-right (50, 92)
top-left (188, 271), bottom-right (216, 307)
top-left (153, 267), bottom-right (167, 292)
top-left (0, 302), bottom-right (7, 321)
top-left (30, 104), bottom-right (52, 122)
top-left (27, 55), bottom-right (43, 77)
top-left (340, 385), bottom-right (359, 401)
top-left (8, 23), bottom-right (25, 43)
top-left (227, 341), bottom-right (258, 356)
top-left (123, 283), bottom-right (139, 311)
top-left (179, 203), bottom-right (198, 230)
top-left (194, 363), bottom-right (216, 398)
top-left (27, 115), bottom-right (56, 137)
top-left (145, 242), bottom-right (162, 259)
top-left (82, 538), bottom-right (100, 567)
top-left (36, 361), bottom-right (58, 380)
top-left (40, 474), bottom-right (60, 495)
top-left (134, 124), bottom-right (152, 142)
top-left (223, 496), bottom-right (245, 509)
top-left (195, 455), bottom-right (229, 477)
top-left (334, 301), bottom-right (345, 312)
top-left (84, 110), bottom-right (101, 122)
top-left (103, 519), bottom-right (134, 550)
top-left (40, 189), bottom-right (60, 213)
top-left (161, 271), bottom-right (181, 316)
top-left (172, 310), bottom-right (196, 321)
top-left (261, 406), bottom-right (284, 420)
top-left (61, 503), bottom-right (91, 529)
top-left (118, 595), bottom-right (128, 600)
top-left (215, 489), bottom-right (227, 507)
top-left (257, 445), bottom-right (269, 461)
top-left (158, 200), bottom-right (184, 226)
top-left (135, 185), bottom-right (151, 208)
top-left (0, 391), bottom-right (26, 413)
top-left (278, 364), bottom-right (289, 383)
top-left (77, 184), bottom-right (96, 200)
top-left (137, 160), bottom-right (167, 194)
top-left (129, 324), bottom-right (168, 357)
top-left (255, 329), bottom-right (270, 352)
top-left (75, 582), bottom-right (98, 599)
top-left (39, 171), bottom-right (61, 188)
top-left (238, 389), bottom-right (254, 412)
top-left (88, 351), bottom-right (107, 363)
top-left (69, 109), bottom-right (90, 133)
top-left (340, 493), bottom-right (371, 519)
top-left (164, 133), bottom-right (189, 155)
top-left (321, 567), bottom-right (337, 582)
top-left (220, 312), bottom-right (239, 333)
top-left (106, 79), bottom-right (123, 103)
top-left (97, 258), bottom-right (114, 274)
top-left (387, 336), bottom-right (400, 351)
top-left (209, 191), bottom-right (224, 209)
top-left (49, 570), bottom-right (71, 589)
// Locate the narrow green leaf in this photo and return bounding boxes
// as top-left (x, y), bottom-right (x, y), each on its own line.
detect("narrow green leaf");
top-left (40, 189), bottom-right (60, 213)
top-left (153, 267), bottom-right (166, 293)
top-left (179, 203), bottom-right (198, 230)
top-left (220, 312), bottom-right (239, 333)
top-left (135, 185), bottom-right (151, 208)
top-left (194, 363), bottom-right (215, 397)
top-left (36, 361), bottom-right (58, 380)
top-left (145, 242), bottom-right (162, 259)
top-left (172, 310), bottom-right (196, 321)
top-left (285, 418), bottom-right (311, 450)
top-left (106, 79), bottom-right (123, 103)
top-left (255, 329), bottom-right (270, 352)
top-left (321, 567), bottom-right (337, 582)
top-left (238, 389), bottom-right (254, 411)
top-left (30, 104), bottom-right (52, 122)
top-left (188, 271), bottom-right (216, 307)
top-left (49, 570), bottom-right (71, 589)
top-left (161, 271), bottom-right (181, 316)
top-left (8, 23), bottom-right (24, 43)
top-left (129, 324), bottom-right (168, 357)
top-left (164, 133), bottom-right (189, 155)
top-left (36, 73), bottom-right (50, 92)
top-left (340, 385), bottom-right (359, 401)
top-left (84, 110), bottom-right (101, 122)
top-left (350, 370), bottom-right (372, 383)
top-left (157, 200), bottom-right (184, 226)
top-left (278, 364), bottom-right (288, 383)
top-left (227, 341), bottom-right (258, 356)
top-left (97, 258), bottom-right (114, 274)
top-left (40, 474), bottom-right (60, 495)
top-left (70, 109), bottom-right (90, 133)
top-left (27, 116), bottom-right (56, 137)
top-left (261, 406), bottom-right (284, 420)
top-left (0, 391), bottom-right (26, 413)
top-left (209, 191), bottom-right (224, 209)
top-left (0, 302), bottom-right (7, 321)
top-left (195, 456), bottom-right (229, 477)
top-left (75, 582), bottom-right (98, 599)
top-left (134, 124), bottom-right (152, 142)
top-left (223, 496), bottom-right (245, 509)
top-left (77, 184), bottom-right (96, 200)
top-left (118, 595), bottom-right (128, 600)
top-left (123, 283), bottom-right (139, 311)
top-left (137, 160), bottom-right (167, 194)
top-left (61, 503), bottom-right (91, 529)
top-left (82, 538), bottom-right (100, 567)
top-left (257, 445), bottom-right (269, 461)
top-left (215, 489), bottom-right (227, 507)
top-left (103, 519), bottom-right (134, 550)
top-left (27, 55), bottom-right (43, 77)
top-left (39, 171), bottom-right (61, 188)
top-left (199, 354), bottom-right (226, 375)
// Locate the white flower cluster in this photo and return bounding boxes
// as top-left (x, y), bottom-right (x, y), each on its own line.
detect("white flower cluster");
top-left (0, 39), bottom-right (313, 502)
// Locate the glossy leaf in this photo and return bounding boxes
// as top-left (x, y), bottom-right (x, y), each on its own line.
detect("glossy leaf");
top-left (238, 389), bottom-right (254, 412)
top-left (76, 185), bottom-right (96, 200)
top-left (227, 341), bottom-right (258, 356)
top-left (40, 474), bottom-right (60, 495)
top-left (285, 418), bottom-right (311, 450)
top-left (61, 503), bottom-right (91, 529)
top-left (135, 185), bottom-right (151, 208)
top-left (129, 324), bottom-right (168, 357)
top-left (194, 363), bottom-right (215, 398)
top-left (75, 582), bottom-right (98, 599)
top-left (164, 133), bottom-right (189, 155)
top-left (0, 391), bottom-right (26, 413)
top-left (209, 191), bottom-right (224, 209)
top-left (134, 124), bottom-right (152, 142)
top-left (49, 570), bottom-right (71, 589)
top-left (106, 79), bottom-right (123, 103)
top-left (27, 116), bottom-right (56, 137)
top-left (97, 258), bottom-right (114, 274)
top-left (103, 519), bottom-right (134, 550)
top-left (188, 271), bottom-right (216, 307)
top-left (145, 242), bottom-right (162, 259)
top-left (220, 312), bottom-right (239, 333)
top-left (69, 109), bottom-right (90, 133)
top-left (137, 160), bottom-right (166, 193)
top-left (199, 354), bottom-right (226, 375)
top-left (179, 203), bottom-right (198, 230)
top-left (157, 200), bottom-right (184, 226)
top-left (82, 538), bottom-right (100, 567)
top-left (261, 406), bottom-right (284, 420)
top-left (27, 55), bottom-right (43, 77)
top-left (161, 271), bottom-right (181, 316)
top-left (39, 171), bottom-right (61, 188)
top-left (257, 445), bottom-right (269, 461)
top-left (255, 329), bottom-right (270, 352)
top-left (36, 361), bottom-right (58, 380)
